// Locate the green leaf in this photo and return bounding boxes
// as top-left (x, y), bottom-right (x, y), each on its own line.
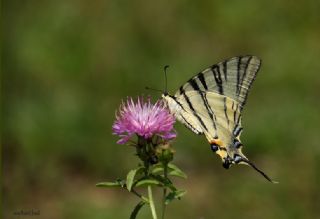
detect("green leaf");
top-left (135, 179), bottom-right (161, 187)
top-left (127, 167), bottom-right (144, 191)
top-left (151, 164), bottom-right (164, 174)
top-left (167, 163), bottom-right (181, 171)
top-left (130, 201), bottom-right (146, 219)
top-left (96, 180), bottom-right (123, 188)
top-left (165, 190), bottom-right (187, 205)
top-left (169, 170), bottom-right (187, 179)
top-left (150, 174), bottom-right (176, 191)
top-left (168, 163), bottom-right (187, 179)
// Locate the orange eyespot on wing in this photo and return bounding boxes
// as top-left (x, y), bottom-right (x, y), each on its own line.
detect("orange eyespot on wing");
top-left (209, 139), bottom-right (223, 147)
top-left (210, 139), bottom-right (223, 146)
top-left (209, 139), bottom-right (227, 161)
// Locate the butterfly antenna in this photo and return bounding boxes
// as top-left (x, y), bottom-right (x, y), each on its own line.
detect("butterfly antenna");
top-left (242, 158), bottom-right (278, 183)
top-left (145, 86), bottom-right (162, 93)
top-left (164, 65), bottom-right (169, 94)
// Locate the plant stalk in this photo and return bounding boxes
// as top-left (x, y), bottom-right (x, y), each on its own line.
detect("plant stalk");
top-left (161, 163), bottom-right (168, 219)
top-left (148, 185), bottom-right (158, 219)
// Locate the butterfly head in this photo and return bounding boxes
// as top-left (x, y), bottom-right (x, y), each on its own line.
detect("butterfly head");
top-left (162, 91), bottom-right (169, 97)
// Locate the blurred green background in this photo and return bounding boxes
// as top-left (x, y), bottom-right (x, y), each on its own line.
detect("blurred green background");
top-left (3, 0), bottom-right (320, 218)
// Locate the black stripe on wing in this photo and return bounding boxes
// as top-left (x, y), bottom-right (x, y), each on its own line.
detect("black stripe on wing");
top-left (170, 95), bottom-right (203, 135)
top-left (180, 114), bottom-right (203, 135)
top-left (223, 96), bottom-right (230, 126)
top-left (236, 56), bottom-right (242, 96)
top-left (180, 87), bottom-right (209, 132)
top-left (240, 56), bottom-right (253, 90)
top-left (198, 72), bottom-right (208, 90)
top-left (222, 60), bottom-right (228, 81)
top-left (187, 79), bottom-right (218, 132)
top-left (211, 65), bottom-right (224, 95)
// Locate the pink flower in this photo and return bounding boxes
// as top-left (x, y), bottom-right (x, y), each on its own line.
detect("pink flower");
top-left (112, 96), bottom-right (176, 144)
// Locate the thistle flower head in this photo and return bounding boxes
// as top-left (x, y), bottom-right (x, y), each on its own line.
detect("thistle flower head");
top-left (112, 96), bottom-right (176, 144)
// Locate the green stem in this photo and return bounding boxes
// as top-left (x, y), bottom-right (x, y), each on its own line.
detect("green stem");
top-left (148, 186), bottom-right (158, 219)
top-left (131, 189), bottom-right (149, 203)
top-left (161, 163), bottom-right (168, 219)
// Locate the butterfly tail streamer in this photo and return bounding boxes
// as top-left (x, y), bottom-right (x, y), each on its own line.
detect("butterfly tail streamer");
top-left (242, 158), bottom-right (278, 184)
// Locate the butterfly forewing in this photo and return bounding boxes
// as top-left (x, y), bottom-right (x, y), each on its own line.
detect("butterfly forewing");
top-left (178, 56), bottom-right (261, 108)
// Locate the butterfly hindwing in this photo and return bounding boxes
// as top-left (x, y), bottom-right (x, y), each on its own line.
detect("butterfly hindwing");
top-left (204, 92), bottom-right (246, 158)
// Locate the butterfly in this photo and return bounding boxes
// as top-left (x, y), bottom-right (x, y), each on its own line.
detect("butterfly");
top-left (162, 55), bottom-right (277, 183)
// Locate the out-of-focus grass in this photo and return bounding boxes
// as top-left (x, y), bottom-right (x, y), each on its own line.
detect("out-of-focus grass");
top-left (2, 0), bottom-right (320, 218)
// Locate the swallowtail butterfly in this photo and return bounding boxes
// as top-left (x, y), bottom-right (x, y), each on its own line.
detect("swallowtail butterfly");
top-left (162, 55), bottom-right (277, 183)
